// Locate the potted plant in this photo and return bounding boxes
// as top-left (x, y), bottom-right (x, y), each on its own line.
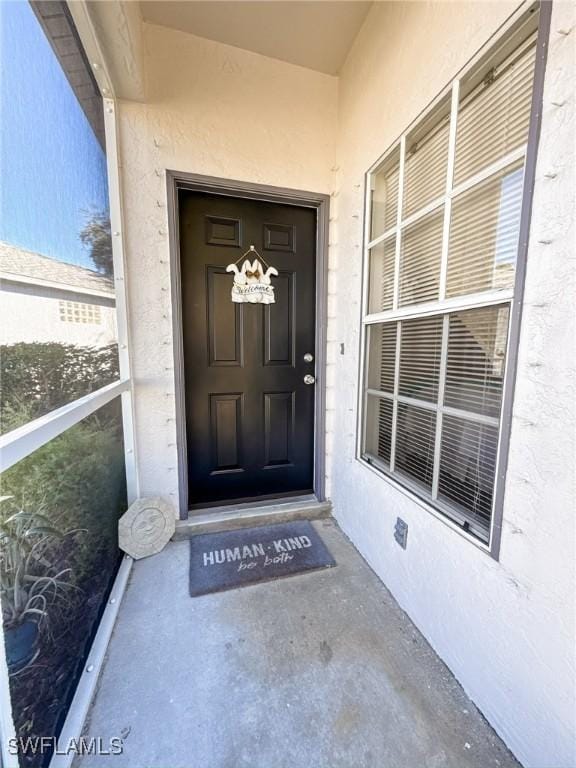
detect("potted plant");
top-left (0, 499), bottom-right (76, 672)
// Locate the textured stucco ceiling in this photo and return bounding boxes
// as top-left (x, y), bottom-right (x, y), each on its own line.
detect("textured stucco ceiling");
top-left (139, 1), bottom-right (372, 75)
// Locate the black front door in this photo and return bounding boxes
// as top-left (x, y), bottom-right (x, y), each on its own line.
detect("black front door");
top-left (179, 191), bottom-right (317, 506)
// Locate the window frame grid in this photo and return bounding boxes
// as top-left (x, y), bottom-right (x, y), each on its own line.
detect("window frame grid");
top-left (366, 388), bottom-right (500, 429)
top-left (365, 141), bottom-right (528, 306)
top-left (356, 1), bottom-right (551, 558)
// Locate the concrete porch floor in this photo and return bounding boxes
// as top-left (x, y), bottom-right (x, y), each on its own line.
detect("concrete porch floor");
top-left (76, 520), bottom-right (520, 768)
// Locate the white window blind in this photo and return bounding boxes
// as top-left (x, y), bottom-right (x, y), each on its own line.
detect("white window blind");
top-left (447, 161), bottom-right (524, 297)
top-left (399, 209), bottom-right (444, 307)
top-left (454, 36), bottom-right (537, 186)
top-left (368, 236), bottom-right (396, 313)
top-left (438, 416), bottom-right (498, 528)
top-left (360, 10), bottom-right (539, 546)
top-left (370, 148), bottom-right (400, 240)
top-left (403, 102), bottom-right (450, 218)
top-left (444, 306), bottom-right (509, 418)
top-left (396, 403), bottom-right (436, 490)
top-left (398, 316), bottom-right (443, 402)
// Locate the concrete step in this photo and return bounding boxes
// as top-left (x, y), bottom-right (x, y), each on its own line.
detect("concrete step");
top-left (173, 496), bottom-right (332, 539)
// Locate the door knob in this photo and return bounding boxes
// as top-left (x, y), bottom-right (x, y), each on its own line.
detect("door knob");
top-left (304, 374), bottom-right (315, 385)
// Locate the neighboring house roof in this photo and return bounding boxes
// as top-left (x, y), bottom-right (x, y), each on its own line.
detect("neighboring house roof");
top-left (0, 241), bottom-right (114, 298)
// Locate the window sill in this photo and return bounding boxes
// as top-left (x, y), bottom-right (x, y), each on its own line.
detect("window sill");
top-left (356, 453), bottom-right (498, 559)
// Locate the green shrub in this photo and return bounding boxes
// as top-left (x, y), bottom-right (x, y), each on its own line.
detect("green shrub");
top-left (0, 402), bottom-right (127, 761)
top-left (1, 342), bottom-right (119, 434)
top-left (1, 402), bottom-right (126, 585)
top-left (1, 343), bottom-right (126, 763)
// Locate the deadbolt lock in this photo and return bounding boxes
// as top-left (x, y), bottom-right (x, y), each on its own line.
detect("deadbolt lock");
top-left (303, 353), bottom-right (314, 363)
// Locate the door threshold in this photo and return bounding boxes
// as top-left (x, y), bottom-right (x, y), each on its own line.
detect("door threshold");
top-left (187, 492), bottom-right (317, 517)
top-left (173, 496), bottom-right (332, 539)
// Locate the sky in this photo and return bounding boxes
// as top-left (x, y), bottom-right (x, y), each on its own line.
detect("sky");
top-left (0, 1), bottom-right (109, 269)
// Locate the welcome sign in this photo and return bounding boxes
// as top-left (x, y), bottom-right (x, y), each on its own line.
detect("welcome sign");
top-left (230, 280), bottom-right (275, 304)
top-left (226, 247), bottom-right (279, 305)
top-left (189, 521), bottom-right (336, 596)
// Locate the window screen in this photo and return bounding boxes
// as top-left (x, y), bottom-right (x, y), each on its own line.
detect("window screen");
top-left (361, 9), bottom-right (539, 545)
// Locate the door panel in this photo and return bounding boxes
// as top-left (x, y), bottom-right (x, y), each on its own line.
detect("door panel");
top-left (180, 191), bottom-right (316, 506)
top-left (207, 268), bottom-right (243, 366)
top-left (263, 272), bottom-right (294, 366)
top-left (209, 393), bottom-right (243, 473)
top-left (264, 391), bottom-right (294, 467)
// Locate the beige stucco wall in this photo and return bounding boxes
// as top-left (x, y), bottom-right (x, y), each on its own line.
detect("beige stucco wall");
top-left (330, 3), bottom-right (575, 768)
top-left (118, 23), bottom-right (337, 504)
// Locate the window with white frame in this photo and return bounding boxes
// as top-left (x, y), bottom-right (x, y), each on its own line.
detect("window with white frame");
top-left (360, 9), bottom-right (541, 545)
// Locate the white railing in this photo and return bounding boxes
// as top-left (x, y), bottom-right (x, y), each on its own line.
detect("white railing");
top-left (0, 379), bottom-right (130, 472)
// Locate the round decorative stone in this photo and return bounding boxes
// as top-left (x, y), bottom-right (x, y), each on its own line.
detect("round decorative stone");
top-left (118, 497), bottom-right (176, 560)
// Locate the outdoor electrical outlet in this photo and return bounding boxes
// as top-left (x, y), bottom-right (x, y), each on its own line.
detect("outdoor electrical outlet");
top-left (394, 518), bottom-right (408, 549)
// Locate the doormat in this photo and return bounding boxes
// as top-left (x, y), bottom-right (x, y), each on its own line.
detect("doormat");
top-left (189, 520), bottom-right (336, 597)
